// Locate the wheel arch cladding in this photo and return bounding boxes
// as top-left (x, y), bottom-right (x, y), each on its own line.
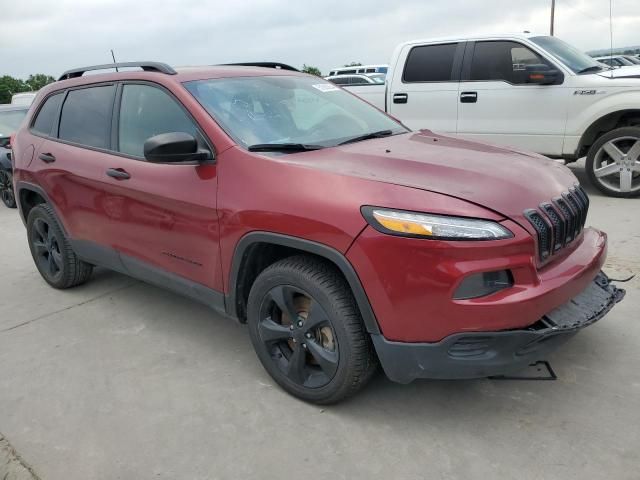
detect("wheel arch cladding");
top-left (227, 232), bottom-right (381, 335)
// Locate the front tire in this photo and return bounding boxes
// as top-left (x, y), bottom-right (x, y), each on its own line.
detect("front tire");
top-left (27, 204), bottom-right (93, 289)
top-left (586, 126), bottom-right (640, 198)
top-left (247, 255), bottom-right (377, 404)
top-left (0, 170), bottom-right (16, 208)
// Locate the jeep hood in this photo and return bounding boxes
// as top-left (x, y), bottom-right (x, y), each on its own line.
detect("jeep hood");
top-left (285, 131), bottom-right (578, 229)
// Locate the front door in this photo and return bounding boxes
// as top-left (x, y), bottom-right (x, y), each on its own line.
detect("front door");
top-left (456, 40), bottom-right (570, 156)
top-left (98, 82), bottom-right (222, 292)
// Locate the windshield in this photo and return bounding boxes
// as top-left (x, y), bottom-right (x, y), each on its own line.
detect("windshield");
top-left (184, 75), bottom-right (406, 149)
top-left (531, 36), bottom-right (603, 73)
top-left (0, 109), bottom-right (28, 137)
top-left (368, 74), bottom-right (386, 83)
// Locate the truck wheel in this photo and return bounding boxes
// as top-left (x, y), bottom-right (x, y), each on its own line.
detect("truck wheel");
top-left (27, 204), bottom-right (93, 289)
top-left (0, 170), bottom-right (16, 208)
top-left (586, 126), bottom-right (640, 198)
top-left (246, 255), bottom-right (378, 404)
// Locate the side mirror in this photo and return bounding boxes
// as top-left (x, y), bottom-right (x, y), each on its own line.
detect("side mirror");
top-left (143, 132), bottom-right (212, 163)
top-left (525, 64), bottom-right (563, 85)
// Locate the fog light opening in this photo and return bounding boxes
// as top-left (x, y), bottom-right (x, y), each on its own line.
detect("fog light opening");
top-left (453, 270), bottom-right (513, 300)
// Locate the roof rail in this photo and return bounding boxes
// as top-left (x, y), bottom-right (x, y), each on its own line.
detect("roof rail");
top-left (222, 62), bottom-right (299, 72)
top-left (58, 62), bottom-right (177, 81)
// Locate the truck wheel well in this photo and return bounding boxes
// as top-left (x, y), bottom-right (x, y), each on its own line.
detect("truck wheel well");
top-left (578, 110), bottom-right (640, 158)
top-left (19, 188), bottom-right (46, 220)
top-left (228, 233), bottom-right (381, 334)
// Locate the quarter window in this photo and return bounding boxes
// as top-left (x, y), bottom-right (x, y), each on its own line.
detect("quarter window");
top-left (118, 84), bottom-right (198, 157)
top-left (470, 41), bottom-right (552, 84)
top-left (31, 93), bottom-right (63, 136)
top-left (403, 43), bottom-right (458, 82)
top-left (58, 85), bottom-right (115, 148)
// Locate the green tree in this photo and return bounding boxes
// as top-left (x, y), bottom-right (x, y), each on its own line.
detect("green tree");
top-left (0, 74), bottom-right (56, 103)
top-left (0, 76), bottom-right (28, 104)
top-left (301, 64), bottom-right (322, 76)
top-left (25, 74), bottom-right (55, 91)
top-left (343, 62), bottom-right (362, 67)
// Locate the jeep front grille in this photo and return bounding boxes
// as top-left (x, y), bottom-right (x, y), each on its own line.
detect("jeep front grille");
top-left (524, 185), bottom-right (590, 261)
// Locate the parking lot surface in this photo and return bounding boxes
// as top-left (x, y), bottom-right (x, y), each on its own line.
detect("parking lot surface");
top-left (0, 164), bottom-right (638, 480)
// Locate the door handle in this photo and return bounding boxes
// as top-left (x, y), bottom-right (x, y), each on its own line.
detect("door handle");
top-left (106, 168), bottom-right (131, 180)
top-left (38, 152), bottom-right (56, 163)
top-left (460, 91), bottom-right (478, 103)
top-left (393, 93), bottom-right (408, 104)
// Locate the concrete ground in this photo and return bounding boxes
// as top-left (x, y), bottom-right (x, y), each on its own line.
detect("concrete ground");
top-left (0, 163), bottom-right (638, 480)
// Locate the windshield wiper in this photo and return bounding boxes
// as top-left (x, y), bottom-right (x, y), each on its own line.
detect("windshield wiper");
top-left (338, 129), bottom-right (394, 146)
top-left (248, 143), bottom-right (325, 153)
top-left (577, 65), bottom-right (604, 74)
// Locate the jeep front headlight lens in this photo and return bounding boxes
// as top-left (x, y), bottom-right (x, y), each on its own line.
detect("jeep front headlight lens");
top-left (363, 208), bottom-right (513, 240)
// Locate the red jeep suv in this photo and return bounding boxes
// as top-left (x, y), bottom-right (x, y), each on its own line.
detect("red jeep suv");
top-left (12, 61), bottom-right (624, 403)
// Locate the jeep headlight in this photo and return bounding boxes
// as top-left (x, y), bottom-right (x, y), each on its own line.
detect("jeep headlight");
top-left (362, 207), bottom-right (513, 240)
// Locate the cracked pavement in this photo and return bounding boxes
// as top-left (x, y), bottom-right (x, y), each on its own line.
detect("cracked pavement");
top-left (0, 164), bottom-right (639, 479)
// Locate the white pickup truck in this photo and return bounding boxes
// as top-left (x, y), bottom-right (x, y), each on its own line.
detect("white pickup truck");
top-left (346, 33), bottom-right (640, 197)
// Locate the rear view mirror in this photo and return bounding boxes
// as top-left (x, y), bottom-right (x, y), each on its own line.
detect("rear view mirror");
top-left (525, 64), bottom-right (563, 85)
top-left (143, 132), bottom-right (212, 163)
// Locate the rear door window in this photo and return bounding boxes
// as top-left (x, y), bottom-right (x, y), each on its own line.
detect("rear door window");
top-left (58, 85), bottom-right (116, 148)
top-left (118, 84), bottom-right (198, 158)
top-left (31, 93), bottom-right (63, 136)
top-left (403, 43), bottom-right (459, 82)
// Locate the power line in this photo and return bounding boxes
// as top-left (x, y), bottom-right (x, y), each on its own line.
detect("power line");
top-left (559, 0), bottom-right (610, 24)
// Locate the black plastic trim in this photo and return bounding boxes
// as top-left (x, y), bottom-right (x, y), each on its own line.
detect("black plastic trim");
top-left (227, 232), bottom-right (381, 334)
top-left (15, 181), bottom-right (65, 231)
top-left (221, 62), bottom-right (299, 72)
top-left (69, 240), bottom-right (227, 315)
top-left (373, 272), bottom-right (623, 383)
top-left (58, 61), bottom-right (176, 81)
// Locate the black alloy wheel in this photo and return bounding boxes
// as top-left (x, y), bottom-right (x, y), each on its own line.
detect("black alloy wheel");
top-left (0, 170), bottom-right (16, 208)
top-left (257, 284), bottom-right (340, 388)
top-left (30, 216), bottom-right (64, 283)
top-left (26, 204), bottom-right (93, 289)
top-left (247, 255), bottom-right (377, 404)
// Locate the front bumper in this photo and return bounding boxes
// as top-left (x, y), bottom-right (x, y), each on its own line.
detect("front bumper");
top-left (372, 272), bottom-right (625, 384)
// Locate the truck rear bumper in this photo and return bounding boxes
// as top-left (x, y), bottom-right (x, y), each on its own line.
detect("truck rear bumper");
top-left (372, 272), bottom-right (625, 384)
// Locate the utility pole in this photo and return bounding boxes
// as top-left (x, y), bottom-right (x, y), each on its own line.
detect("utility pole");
top-left (550, 0), bottom-right (556, 36)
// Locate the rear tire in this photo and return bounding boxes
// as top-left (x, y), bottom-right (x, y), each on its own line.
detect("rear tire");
top-left (0, 170), bottom-right (16, 208)
top-left (247, 255), bottom-right (378, 404)
top-left (27, 204), bottom-right (93, 289)
top-left (586, 126), bottom-right (640, 198)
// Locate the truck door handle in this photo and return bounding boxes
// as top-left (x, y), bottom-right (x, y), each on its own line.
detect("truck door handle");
top-left (460, 91), bottom-right (478, 103)
top-left (106, 168), bottom-right (131, 180)
top-left (393, 93), bottom-right (408, 104)
top-left (38, 153), bottom-right (56, 163)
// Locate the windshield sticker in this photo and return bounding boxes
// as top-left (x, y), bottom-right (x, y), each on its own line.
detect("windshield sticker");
top-left (312, 84), bottom-right (340, 92)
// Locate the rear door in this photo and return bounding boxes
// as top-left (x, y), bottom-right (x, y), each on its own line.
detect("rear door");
top-left (32, 84), bottom-right (120, 256)
top-left (456, 40), bottom-right (569, 155)
top-left (97, 82), bottom-right (222, 292)
top-left (387, 42), bottom-right (464, 133)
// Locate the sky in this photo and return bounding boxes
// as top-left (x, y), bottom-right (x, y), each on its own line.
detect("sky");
top-left (1, 0), bottom-right (638, 79)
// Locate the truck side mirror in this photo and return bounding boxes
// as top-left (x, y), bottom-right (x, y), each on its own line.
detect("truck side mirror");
top-left (525, 64), bottom-right (563, 85)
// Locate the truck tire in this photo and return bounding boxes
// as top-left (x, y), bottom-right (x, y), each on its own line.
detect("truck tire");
top-left (586, 126), bottom-right (640, 198)
top-left (246, 255), bottom-right (378, 404)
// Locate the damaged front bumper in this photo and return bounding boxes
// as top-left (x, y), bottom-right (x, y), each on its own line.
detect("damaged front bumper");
top-left (372, 272), bottom-right (626, 384)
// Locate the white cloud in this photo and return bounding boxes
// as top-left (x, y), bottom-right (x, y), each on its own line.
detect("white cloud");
top-left (1, 0), bottom-right (638, 78)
